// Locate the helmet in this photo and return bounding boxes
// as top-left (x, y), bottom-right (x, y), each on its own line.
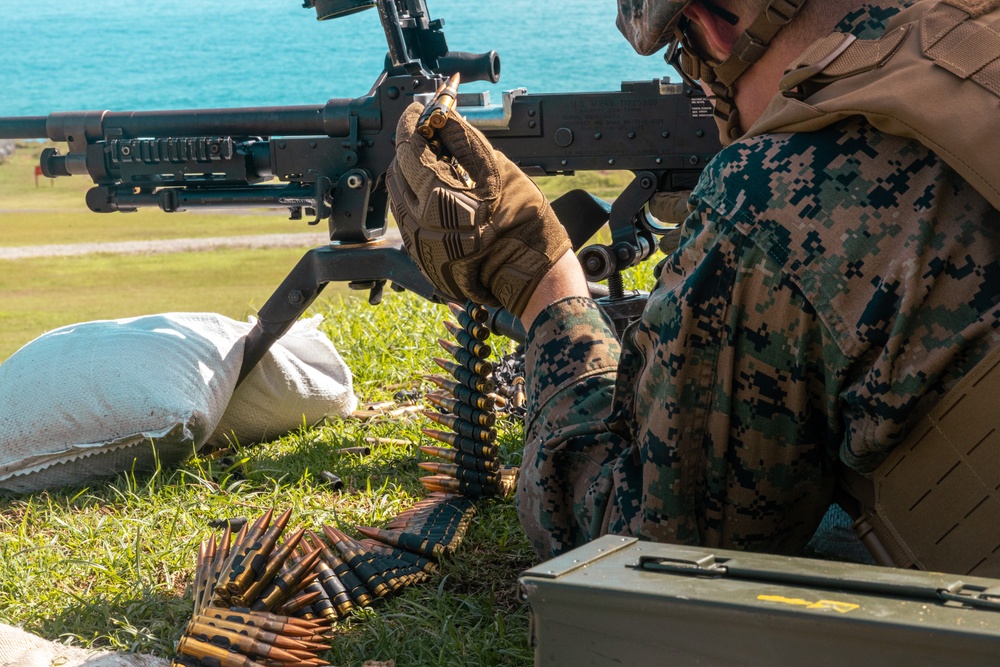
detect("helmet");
top-left (616, 0), bottom-right (809, 145)
top-left (616, 0), bottom-right (692, 56)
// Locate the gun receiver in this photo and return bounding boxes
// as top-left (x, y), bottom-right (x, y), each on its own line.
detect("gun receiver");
top-left (0, 0), bottom-right (721, 382)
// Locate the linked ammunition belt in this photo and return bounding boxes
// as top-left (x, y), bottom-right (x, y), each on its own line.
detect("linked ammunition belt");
top-left (176, 496), bottom-right (477, 667)
top-left (419, 301), bottom-right (523, 499)
top-left (174, 301), bottom-right (525, 666)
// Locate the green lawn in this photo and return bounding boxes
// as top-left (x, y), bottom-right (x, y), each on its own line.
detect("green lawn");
top-left (0, 292), bottom-right (536, 667)
top-left (0, 247), bottom-right (349, 361)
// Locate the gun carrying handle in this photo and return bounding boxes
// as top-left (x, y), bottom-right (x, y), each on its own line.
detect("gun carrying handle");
top-left (436, 51), bottom-right (501, 84)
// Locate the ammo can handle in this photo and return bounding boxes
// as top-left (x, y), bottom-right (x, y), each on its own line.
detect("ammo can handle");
top-left (637, 553), bottom-right (727, 577)
top-left (636, 552), bottom-right (1000, 612)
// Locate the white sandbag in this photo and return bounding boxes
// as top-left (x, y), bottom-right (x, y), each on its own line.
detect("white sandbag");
top-left (0, 313), bottom-right (243, 493)
top-left (209, 314), bottom-right (358, 446)
top-left (0, 312), bottom-right (357, 493)
top-left (0, 623), bottom-right (169, 667)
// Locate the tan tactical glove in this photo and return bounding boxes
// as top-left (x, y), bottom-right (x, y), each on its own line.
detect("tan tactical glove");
top-left (649, 190), bottom-right (692, 255)
top-left (649, 190), bottom-right (692, 226)
top-left (386, 103), bottom-right (572, 317)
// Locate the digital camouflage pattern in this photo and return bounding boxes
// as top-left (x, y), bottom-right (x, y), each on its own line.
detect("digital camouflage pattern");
top-left (616, 0), bottom-right (691, 55)
top-left (517, 2), bottom-right (1000, 559)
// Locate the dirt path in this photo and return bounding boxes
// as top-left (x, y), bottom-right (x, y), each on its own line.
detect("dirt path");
top-left (0, 230), bottom-right (402, 260)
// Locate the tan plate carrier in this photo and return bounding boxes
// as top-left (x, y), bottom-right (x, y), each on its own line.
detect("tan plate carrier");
top-left (742, 0), bottom-right (1000, 575)
top-left (839, 345), bottom-right (1000, 577)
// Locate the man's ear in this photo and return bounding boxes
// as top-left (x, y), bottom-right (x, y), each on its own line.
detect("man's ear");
top-left (682, 2), bottom-right (741, 60)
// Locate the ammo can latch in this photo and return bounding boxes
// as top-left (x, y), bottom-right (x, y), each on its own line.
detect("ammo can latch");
top-left (636, 553), bottom-right (729, 577)
top-left (938, 582), bottom-right (1000, 611)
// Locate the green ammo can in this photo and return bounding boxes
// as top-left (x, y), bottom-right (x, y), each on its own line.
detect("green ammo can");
top-left (519, 535), bottom-right (1000, 666)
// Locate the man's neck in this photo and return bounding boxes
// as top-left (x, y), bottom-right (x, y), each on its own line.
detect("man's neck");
top-left (730, 6), bottom-right (851, 131)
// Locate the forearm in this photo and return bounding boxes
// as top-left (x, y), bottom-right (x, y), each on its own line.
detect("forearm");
top-left (517, 249), bottom-right (590, 331)
top-left (517, 294), bottom-right (626, 557)
top-left (523, 296), bottom-right (621, 432)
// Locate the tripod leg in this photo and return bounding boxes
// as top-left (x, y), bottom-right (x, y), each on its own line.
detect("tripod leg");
top-left (237, 249), bottom-right (328, 384)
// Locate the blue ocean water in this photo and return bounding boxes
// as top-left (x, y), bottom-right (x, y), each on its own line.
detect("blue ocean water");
top-left (0, 0), bottom-right (676, 117)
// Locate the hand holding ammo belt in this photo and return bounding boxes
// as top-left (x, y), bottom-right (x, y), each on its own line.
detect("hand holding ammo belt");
top-left (386, 76), bottom-right (572, 318)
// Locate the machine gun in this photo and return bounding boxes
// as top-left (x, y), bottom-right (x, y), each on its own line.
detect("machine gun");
top-left (0, 0), bottom-right (721, 382)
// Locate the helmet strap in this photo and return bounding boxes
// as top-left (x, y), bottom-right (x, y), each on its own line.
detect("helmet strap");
top-left (671, 0), bottom-right (809, 145)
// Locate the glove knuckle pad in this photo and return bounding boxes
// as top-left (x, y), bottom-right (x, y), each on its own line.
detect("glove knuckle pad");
top-left (429, 187), bottom-right (478, 231)
top-left (416, 229), bottom-right (483, 262)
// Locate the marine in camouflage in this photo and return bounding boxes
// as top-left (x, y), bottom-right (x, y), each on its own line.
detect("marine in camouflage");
top-left (516, 1), bottom-right (1000, 559)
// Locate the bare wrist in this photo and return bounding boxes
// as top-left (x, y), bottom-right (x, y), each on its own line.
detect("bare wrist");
top-left (518, 250), bottom-right (590, 330)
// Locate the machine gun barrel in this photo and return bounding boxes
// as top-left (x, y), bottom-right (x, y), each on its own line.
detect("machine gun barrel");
top-left (0, 48), bottom-right (496, 143)
top-left (0, 117), bottom-right (48, 139)
top-left (49, 106), bottom-right (334, 139)
top-left (0, 102), bottom-right (366, 144)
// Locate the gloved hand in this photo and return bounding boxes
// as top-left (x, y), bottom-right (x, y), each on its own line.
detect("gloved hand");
top-left (648, 190), bottom-right (692, 226)
top-left (648, 190), bottom-right (692, 256)
top-left (386, 103), bottom-right (572, 317)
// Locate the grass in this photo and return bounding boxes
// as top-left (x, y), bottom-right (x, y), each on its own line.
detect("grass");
top-left (0, 292), bottom-right (537, 666)
top-left (0, 247), bottom-right (349, 360)
top-left (536, 170), bottom-right (636, 201)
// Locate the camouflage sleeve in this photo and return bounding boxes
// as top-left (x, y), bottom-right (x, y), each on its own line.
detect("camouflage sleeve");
top-left (515, 297), bottom-right (626, 557)
top-left (518, 205), bottom-right (848, 560)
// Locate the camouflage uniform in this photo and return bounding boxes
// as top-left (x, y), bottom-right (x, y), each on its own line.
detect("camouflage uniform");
top-left (517, 2), bottom-right (1000, 559)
